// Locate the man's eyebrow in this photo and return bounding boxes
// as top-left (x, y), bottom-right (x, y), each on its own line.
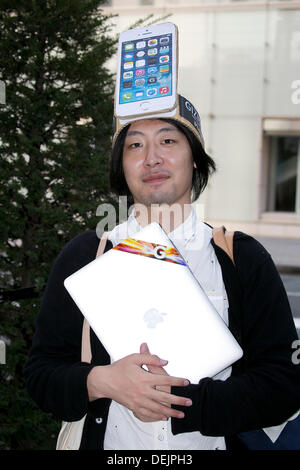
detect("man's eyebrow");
top-left (126, 126), bottom-right (178, 138)
top-left (126, 130), bottom-right (144, 137)
top-left (157, 126), bottom-right (178, 134)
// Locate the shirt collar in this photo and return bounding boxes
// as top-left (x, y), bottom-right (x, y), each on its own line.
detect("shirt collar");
top-left (127, 208), bottom-right (142, 235)
top-left (127, 205), bottom-right (197, 247)
top-left (168, 206), bottom-right (197, 246)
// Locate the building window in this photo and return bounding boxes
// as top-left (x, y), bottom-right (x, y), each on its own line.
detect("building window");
top-left (267, 136), bottom-right (300, 213)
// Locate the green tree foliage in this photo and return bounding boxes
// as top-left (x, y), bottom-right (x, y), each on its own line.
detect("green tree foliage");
top-left (0, 0), bottom-right (117, 449)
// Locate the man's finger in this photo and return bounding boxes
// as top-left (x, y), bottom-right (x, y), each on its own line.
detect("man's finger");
top-left (142, 345), bottom-right (168, 375)
top-left (140, 342), bottom-right (149, 354)
top-left (154, 374), bottom-right (190, 387)
top-left (133, 351), bottom-right (190, 387)
top-left (132, 352), bottom-right (169, 367)
top-left (152, 389), bottom-right (193, 408)
top-left (140, 343), bottom-right (166, 375)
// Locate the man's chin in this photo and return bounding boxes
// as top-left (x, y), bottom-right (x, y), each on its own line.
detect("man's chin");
top-left (141, 194), bottom-right (173, 206)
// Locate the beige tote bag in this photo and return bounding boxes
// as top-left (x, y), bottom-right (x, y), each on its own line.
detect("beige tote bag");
top-left (56, 233), bottom-right (109, 450)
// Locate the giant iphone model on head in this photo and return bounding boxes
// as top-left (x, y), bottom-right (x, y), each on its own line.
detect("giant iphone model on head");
top-left (115, 22), bottom-right (178, 119)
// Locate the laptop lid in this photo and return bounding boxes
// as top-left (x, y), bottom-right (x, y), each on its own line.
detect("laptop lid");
top-left (64, 222), bottom-right (243, 383)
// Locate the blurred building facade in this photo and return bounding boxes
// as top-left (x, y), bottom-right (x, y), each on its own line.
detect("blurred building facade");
top-left (104, 0), bottom-right (300, 239)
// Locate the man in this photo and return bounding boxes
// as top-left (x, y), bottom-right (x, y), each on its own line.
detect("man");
top-left (24, 101), bottom-right (300, 450)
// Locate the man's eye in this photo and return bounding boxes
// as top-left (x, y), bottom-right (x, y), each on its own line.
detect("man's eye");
top-left (128, 142), bottom-right (141, 149)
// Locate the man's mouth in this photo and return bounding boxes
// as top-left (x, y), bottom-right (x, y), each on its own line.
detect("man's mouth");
top-left (142, 172), bottom-right (170, 184)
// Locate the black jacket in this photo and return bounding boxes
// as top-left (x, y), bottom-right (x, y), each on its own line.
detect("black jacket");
top-left (23, 230), bottom-right (300, 450)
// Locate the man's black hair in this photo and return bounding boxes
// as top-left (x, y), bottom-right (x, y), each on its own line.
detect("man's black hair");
top-left (109, 119), bottom-right (216, 206)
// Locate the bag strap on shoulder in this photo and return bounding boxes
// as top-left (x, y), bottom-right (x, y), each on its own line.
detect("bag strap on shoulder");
top-left (81, 232), bottom-right (110, 363)
top-left (212, 226), bottom-right (235, 265)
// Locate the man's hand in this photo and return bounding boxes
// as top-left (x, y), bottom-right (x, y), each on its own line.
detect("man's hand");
top-left (87, 350), bottom-right (192, 422)
top-left (140, 342), bottom-right (171, 395)
top-left (131, 343), bottom-right (192, 422)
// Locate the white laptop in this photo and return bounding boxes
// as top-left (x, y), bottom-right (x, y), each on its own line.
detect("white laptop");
top-left (64, 222), bottom-right (243, 383)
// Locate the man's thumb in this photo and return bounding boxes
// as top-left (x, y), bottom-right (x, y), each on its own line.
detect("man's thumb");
top-left (138, 352), bottom-right (168, 366)
top-left (140, 342), bottom-right (150, 354)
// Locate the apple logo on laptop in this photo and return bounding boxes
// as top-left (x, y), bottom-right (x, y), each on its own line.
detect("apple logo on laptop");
top-left (144, 308), bottom-right (167, 328)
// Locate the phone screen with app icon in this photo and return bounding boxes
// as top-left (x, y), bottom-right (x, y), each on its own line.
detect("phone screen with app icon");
top-left (119, 34), bottom-right (172, 105)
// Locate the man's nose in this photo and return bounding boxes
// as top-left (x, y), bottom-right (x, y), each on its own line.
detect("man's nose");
top-left (144, 143), bottom-right (163, 167)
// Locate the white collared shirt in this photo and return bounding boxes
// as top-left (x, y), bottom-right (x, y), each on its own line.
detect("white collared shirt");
top-left (103, 208), bottom-right (231, 450)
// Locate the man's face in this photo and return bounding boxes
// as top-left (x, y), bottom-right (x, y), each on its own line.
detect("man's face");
top-left (122, 119), bottom-right (194, 207)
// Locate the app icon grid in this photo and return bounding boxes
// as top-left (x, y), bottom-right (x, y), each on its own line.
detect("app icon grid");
top-left (120, 33), bottom-right (172, 104)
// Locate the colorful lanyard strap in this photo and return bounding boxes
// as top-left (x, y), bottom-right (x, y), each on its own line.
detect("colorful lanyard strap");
top-left (113, 238), bottom-right (186, 266)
